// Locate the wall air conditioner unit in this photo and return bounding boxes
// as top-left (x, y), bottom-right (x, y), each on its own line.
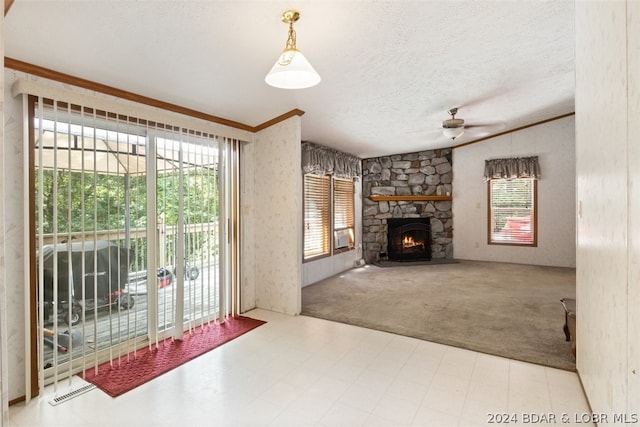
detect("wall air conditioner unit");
top-left (334, 229), bottom-right (352, 249)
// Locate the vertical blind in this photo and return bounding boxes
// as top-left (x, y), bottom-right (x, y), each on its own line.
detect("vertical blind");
top-left (28, 92), bottom-right (240, 397)
top-left (303, 174), bottom-right (331, 259)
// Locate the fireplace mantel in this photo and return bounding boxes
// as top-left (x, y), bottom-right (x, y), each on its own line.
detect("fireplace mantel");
top-left (369, 195), bottom-right (452, 202)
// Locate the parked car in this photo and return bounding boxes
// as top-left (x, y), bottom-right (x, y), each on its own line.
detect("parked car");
top-left (502, 216), bottom-right (532, 242)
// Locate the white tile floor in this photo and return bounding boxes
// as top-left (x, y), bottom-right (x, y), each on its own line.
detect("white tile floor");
top-left (9, 309), bottom-right (592, 427)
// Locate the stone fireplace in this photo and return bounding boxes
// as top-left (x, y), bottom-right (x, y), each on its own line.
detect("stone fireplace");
top-left (362, 149), bottom-right (453, 264)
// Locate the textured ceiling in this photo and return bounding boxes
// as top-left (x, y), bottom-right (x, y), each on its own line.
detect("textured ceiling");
top-left (4, 1), bottom-right (575, 158)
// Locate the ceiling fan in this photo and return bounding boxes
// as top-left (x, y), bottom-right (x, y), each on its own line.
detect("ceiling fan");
top-left (441, 107), bottom-right (505, 141)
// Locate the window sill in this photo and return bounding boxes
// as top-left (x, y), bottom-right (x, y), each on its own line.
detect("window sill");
top-left (333, 246), bottom-right (355, 255)
top-left (303, 253), bottom-right (331, 263)
top-left (488, 241), bottom-right (538, 247)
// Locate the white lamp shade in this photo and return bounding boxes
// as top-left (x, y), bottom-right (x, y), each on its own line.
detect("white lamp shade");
top-left (265, 49), bottom-right (321, 89)
top-left (442, 127), bottom-right (465, 140)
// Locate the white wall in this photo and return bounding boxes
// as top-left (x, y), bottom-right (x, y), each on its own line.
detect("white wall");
top-left (576, 0), bottom-right (639, 414)
top-left (302, 250), bottom-right (358, 288)
top-left (251, 119), bottom-right (303, 315)
top-left (452, 116), bottom-right (576, 267)
top-left (302, 179), bottom-right (363, 287)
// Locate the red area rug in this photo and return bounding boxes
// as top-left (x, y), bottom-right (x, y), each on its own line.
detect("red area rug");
top-left (80, 316), bottom-right (266, 397)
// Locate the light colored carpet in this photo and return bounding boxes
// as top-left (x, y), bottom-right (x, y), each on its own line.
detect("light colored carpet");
top-left (301, 260), bottom-right (576, 371)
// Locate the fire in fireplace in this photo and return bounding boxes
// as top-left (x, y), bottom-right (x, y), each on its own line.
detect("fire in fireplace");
top-left (387, 218), bottom-right (431, 261)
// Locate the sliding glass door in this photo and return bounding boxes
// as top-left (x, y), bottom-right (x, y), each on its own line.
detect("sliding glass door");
top-left (150, 132), bottom-right (222, 341)
top-left (29, 95), bottom-right (240, 392)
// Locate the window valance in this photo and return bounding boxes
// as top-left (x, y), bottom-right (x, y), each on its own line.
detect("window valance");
top-left (302, 142), bottom-right (362, 179)
top-left (483, 156), bottom-right (541, 181)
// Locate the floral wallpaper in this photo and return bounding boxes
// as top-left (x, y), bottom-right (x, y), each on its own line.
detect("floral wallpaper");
top-left (249, 117), bottom-right (302, 315)
top-left (3, 70), bottom-right (28, 401)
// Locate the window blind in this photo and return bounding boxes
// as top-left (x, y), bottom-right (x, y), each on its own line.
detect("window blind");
top-left (333, 178), bottom-right (354, 230)
top-left (303, 174), bottom-right (331, 259)
top-left (489, 178), bottom-right (536, 245)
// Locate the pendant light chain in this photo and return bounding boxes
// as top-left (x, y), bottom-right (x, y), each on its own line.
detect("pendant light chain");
top-left (278, 22), bottom-right (297, 66)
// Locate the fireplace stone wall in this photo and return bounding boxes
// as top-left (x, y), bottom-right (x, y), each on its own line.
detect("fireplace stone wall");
top-left (362, 149), bottom-right (453, 264)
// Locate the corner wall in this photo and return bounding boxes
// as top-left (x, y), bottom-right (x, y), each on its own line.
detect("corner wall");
top-left (249, 118), bottom-right (302, 315)
top-left (452, 116), bottom-right (576, 267)
top-left (576, 0), bottom-right (639, 414)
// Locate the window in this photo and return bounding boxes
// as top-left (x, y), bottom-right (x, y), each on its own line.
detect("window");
top-left (301, 142), bottom-right (360, 260)
top-left (488, 178), bottom-right (537, 246)
top-left (303, 174), bottom-right (331, 259)
top-left (333, 178), bottom-right (355, 252)
top-left (303, 175), bottom-right (356, 260)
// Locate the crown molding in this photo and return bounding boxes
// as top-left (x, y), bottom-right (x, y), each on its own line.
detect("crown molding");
top-left (5, 57), bottom-right (307, 135)
top-left (453, 112), bottom-right (576, 149)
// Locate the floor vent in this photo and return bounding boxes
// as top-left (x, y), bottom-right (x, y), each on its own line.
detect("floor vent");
top-left (48, 383), bottom-right (96, 406)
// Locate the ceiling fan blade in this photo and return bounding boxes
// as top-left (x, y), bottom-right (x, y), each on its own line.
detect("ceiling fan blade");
top-left (405, 126), bottom-right (442, 136)
top-left (462, 123), bottom-right (508, 139)
top-left (465, 122), bottom-right (506, 131)
top-left (463, 128), bottom-right (492, 137)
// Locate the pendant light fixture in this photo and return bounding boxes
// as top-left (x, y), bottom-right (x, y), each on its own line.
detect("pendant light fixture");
top-left (265, 9), bottom-right (321, 89)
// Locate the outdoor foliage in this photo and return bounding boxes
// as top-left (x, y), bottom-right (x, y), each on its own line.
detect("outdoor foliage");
top-left (490, 178), bottom-right (533, 209)
top-left (36, 169), bottom-right (218, 234)
top-left (36, 166), bottom-right (220, 267)
top-left (36, 170), bottom-right (128, 234)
